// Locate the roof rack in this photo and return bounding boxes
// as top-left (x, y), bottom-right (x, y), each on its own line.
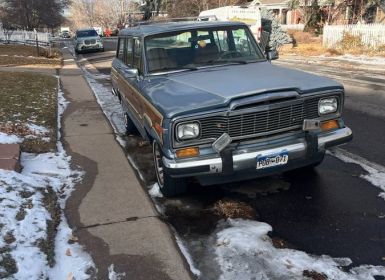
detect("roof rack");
top-left (129, 16), bottom-right (202, 27)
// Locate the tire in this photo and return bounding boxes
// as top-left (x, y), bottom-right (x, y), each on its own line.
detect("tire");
top-left (153, 141), bottom-right (187, 197)
top-left (124, 112), bottom-right (137, 135)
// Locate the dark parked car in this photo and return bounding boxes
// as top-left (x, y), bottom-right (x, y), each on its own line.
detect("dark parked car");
top-left (111, 21), bottom-right (352, 197)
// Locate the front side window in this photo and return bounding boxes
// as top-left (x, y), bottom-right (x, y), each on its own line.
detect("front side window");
top-left (145, 26), bottom-right (264, 74)
top-left (133, 38), bottom-right (142, 70)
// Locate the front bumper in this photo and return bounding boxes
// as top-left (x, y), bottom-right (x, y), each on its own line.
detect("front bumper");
top-left (76, 43), bottom-right (104, 51)
top-left (163, 127), bottom-right (352, 179)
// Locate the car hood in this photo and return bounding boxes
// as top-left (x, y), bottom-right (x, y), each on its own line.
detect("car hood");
top-left (142, 61), bottom-right (343, 119)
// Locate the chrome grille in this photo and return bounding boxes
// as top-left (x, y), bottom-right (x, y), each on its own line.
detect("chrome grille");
top-left (199, 97), bottom-right (323, 141)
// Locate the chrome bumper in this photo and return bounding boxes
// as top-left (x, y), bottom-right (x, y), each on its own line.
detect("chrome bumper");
top-left (162, 127), bottom-right (352, 177)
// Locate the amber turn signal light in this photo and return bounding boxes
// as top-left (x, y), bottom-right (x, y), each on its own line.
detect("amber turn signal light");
top-left (321, 120), bottom-right (339, 132)
top-left (176, 147), bottom-right (199, 158)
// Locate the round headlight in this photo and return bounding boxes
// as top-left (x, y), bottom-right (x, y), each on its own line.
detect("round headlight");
top-left (319, 97), bottom-right (338, 115)
top-left (177, 122), bottom-right (200, 141)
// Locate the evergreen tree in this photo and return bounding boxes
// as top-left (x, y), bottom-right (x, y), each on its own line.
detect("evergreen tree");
top-left (261, 9), bottom-right (292, 50)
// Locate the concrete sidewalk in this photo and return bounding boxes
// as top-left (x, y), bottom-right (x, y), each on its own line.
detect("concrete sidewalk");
top-left (60, 49), bottom-right (192, 280)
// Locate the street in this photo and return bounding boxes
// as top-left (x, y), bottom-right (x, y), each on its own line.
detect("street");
top-left (76, 38), bottom-right (385, 278)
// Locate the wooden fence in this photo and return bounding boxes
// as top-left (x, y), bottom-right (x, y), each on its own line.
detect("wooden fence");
top-left (323, 24), bottom-right (385, 48)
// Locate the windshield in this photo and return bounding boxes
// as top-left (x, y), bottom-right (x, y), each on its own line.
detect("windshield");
top-left (145, 26), bottom-right (265, 74)
top-left (76, 30), bottom-right (98, 37)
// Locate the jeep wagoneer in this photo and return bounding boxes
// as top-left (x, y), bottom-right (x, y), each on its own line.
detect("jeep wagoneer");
top-left (111, 21), bottom-right (352, 197)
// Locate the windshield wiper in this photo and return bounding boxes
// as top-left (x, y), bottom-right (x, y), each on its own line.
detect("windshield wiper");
top-left (151, 66), bottom-right (198, 74)
top-left (207, 58), bottom-right (262, 65)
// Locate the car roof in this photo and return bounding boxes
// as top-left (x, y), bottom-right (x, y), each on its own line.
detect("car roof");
top-left (119, 21), bottom-right (247, 37)
top-left (76, 28), bottom-right (97, 32)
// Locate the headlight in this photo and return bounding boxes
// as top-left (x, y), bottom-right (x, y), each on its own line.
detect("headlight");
top-left (319, 97), bottom-right (338, 115)
top-left (177, 122), bottom-right (200, 141)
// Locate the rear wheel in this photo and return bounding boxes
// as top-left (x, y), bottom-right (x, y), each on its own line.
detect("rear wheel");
top-left (124, 113), bottom-right (137, 135)
top-left (153, 141), bottom-right (187, 197)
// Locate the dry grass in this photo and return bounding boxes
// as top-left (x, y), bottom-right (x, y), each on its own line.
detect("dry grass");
top-left (0, 71), bottom-right (57, 152)
top-left (280, 42), bottom-right (385, 57)
top-left (214, 200), bottom-right (256, 220)
top-left (282, 30), bottom-right (385, 57)
top-left (287, 30), bottom-right (321, 45)
top-left (0, 44), bottom-right (62, 66)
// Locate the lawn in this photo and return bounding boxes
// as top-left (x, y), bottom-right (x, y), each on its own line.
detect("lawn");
top-left (0, 71), bottom-right (58, 152)
top-left (0, 44), bottom-right (62, 67)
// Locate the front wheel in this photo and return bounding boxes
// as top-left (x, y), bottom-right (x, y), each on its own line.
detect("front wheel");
top-left (153, 141), bottom-right (187, 197)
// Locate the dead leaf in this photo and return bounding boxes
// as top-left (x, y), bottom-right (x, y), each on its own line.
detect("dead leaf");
top-left (66, 248), bottom-right (72, 256)
top-left (67, 272), bottom-right (73, 280)
top-left (68, 235), bottom-right (78, 244)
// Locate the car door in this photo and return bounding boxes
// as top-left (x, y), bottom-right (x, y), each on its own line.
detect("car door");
top-left (111, 37), bottom-right (125, 91)
top-left (115, 37), bottom-right (146, 132)
top-left (129, 37), bottom-right (145, 126)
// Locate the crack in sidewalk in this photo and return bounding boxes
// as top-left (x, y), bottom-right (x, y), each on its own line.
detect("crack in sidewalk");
top-left (79, 215), bottom-right (159, 230)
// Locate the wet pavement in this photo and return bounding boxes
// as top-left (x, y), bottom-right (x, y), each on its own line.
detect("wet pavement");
top-left (71, 42), bottom-right (385, 279)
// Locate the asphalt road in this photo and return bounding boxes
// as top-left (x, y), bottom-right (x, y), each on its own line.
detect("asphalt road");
top-left (75, 43), bottom-right (385, 278)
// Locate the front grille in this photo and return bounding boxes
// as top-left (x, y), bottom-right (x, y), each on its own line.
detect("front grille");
top-left (197, 96), bottom-right (324, 141)
top-left (84, 39), bottom-right (96, 45)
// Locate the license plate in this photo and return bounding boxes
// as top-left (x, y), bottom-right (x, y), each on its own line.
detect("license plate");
top-left (256, 152), bottom-right (288, 170)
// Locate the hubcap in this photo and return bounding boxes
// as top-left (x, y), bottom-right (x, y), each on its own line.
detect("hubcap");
top-left (153, 143), bottom-right (164, 187)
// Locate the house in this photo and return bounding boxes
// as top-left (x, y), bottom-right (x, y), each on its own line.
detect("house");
top-left (259, 0), bottom-right (301, 25)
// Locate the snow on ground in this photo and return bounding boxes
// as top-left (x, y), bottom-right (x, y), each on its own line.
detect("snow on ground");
top-left (108, 264), bottom-right (126, 280)
top-left (81, 66), bottom-right (126, 136)
top-left (26, 123), bottom-right (50, 136)
top-left (329, 148), bottom-right (385, 195)
top-left (148, 183), bottom-right (163, 198)
top-left (0, 82), bottom-right (94, 279)
top-left (215, 219), bottom-right (385, 280)
top-left (333, 55), bottom-right (385, 66)
top-left (0, 132), bottom-right (22, 144)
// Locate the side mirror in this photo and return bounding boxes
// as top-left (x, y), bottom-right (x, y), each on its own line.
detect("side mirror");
top-left (124, 68), bottom-right (139, 78)
top-left (267, 49), bottom-right (279, 61)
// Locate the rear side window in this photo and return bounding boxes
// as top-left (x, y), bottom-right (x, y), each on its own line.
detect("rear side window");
top-left (117, 38), bottom-right (125, 61)
top-left (126, 38), bottom-right (133, 67)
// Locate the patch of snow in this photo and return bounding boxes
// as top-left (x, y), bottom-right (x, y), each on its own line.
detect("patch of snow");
top-left (215, 219), bottom-right (385, 280)
top-left (0, 80), bottom-right (94, 279)
top-left (0, 132), bottom-right (22, 144)
top-left (379, 192), bottom-right (385, 201)
top-left (175, 235), bottom-right (201, 277)
top-left (27, 123), bottom-right (49, 136)
top-left (81, 66), bottom-right (126, 135)
top-left (115, 135), bottom-right (126, 147)
top-left (329, 148), bottom-right (385, 193)
top-left (127, 154), bottom-right (145, 182)
top-left (148, 183), bottom-right (163, 198)
top-left (334, 55), bottom-right (385, 66)
top-left (48, 218), bottom-right (94, 280)
top-left (108, 264), bottom-right (126, 280)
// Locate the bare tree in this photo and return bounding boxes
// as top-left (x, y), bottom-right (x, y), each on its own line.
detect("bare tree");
top-left (69, 0), bottom-right (133, 29)
top-left (0, 0), bottom-right (68, 31)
